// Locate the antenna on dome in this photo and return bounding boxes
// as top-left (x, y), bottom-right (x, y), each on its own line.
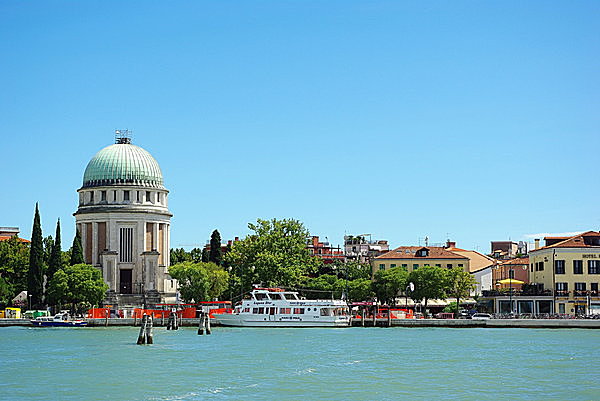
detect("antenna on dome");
top-left (115, 129), bottom-right (132, 144)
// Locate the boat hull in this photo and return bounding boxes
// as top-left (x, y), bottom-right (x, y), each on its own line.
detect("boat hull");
top-left (214, 313), bottom-right (351, 327)
top-left (31, 321), bottom-right (88, 327)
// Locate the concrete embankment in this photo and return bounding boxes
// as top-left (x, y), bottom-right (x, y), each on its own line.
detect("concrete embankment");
top-left (3, 317), bottom-right (600, 329)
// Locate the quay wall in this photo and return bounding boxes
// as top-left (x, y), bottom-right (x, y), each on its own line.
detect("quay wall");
top-left (2, 318), bottom-right (600, 329)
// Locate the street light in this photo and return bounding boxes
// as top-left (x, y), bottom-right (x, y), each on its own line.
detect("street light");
top-left (406, 282), bottom-right (414, 314)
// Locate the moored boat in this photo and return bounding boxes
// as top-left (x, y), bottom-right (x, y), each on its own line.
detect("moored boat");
top-left (31, 312), bottom-right (88, 327)
top-left (213, 287), bottom-right (351, 327)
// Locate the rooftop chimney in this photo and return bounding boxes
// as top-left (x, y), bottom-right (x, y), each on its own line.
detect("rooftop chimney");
top-left (534, 238), bottom-right (540, 250)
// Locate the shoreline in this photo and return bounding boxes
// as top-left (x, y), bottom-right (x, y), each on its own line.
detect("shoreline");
top-left (2, 317), bottom-right (600, 329)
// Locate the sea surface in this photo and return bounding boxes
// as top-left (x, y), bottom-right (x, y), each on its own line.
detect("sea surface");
top-left (0, 326), bottom-right (598, 400)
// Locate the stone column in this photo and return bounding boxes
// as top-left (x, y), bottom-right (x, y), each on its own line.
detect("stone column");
top-left (92, 222), bottom-right (98, 266)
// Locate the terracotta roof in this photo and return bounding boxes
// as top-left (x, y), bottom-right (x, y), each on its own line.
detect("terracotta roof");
top-left (499, 256), bottom-right (529, 265)
top-left (375, 246), bottom-right (467, 260)
top-left (447, 248), bottom-right (496, 273)
top-left (0, 235), bottom-right (30, 243)
top-left (533, 231), bottom-right (600, 251)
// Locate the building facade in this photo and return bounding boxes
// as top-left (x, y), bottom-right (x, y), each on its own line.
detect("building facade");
top-left (74, 133), bottom-right (175, 307)
top-left (344, 235), bottom-right (389, 263)
top-left (529, 231), bottom-right (600, 315)
top-left (373, 246), bottom-right (470, 274)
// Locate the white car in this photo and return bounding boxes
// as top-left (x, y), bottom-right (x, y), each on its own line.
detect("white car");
top-left (471, 313), bottom-right (492, 320)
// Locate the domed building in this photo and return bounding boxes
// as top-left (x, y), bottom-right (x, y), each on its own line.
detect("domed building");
top-left (74, 131), bottom-right (176, 308)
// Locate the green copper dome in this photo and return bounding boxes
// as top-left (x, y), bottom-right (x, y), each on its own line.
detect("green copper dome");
top-left (82, 143), bottom-right (164, 188)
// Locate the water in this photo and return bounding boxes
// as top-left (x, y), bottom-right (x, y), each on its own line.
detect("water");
top-left (0, 326), bottom-right (598, 400)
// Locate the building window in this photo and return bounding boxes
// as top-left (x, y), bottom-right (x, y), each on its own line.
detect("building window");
top-left (413, 264), bottom-right (419, 270)
top-left (119, 227), bottom-right (133, 263)
top-left (123, 191), bottom-right (130, 201)
top-left (573, 260), bottom-right (583, 274)
top-left (101, 191), bottom-right (107, 202)
top-left (447, 264), bottom-right (453, 268)
top-left (555, 260), bottom-right (565, 275)
top-left (555, 282), bottom-right (568, 296)
top-left (137, 191), bottom-right (140, 202)
top-left (591, 283), bottom-right (599, 295)
top-left (588, 260), bottom-right (600, 274)
top-left (146, 191), bottom-right (152, 202)
top-left (558, 303), bottom-right (565, 314)
top-left (390, 264), bottom-right (396, 268)
top-left (379, 264), bottom-right (385, 270)
top-left (158, 193), bottom-right (162, 203)
top-left (113, 191), bottom-right (117, 202)
top-left (509, 269), bottom-right (515, 279)
top-left (458, 264), bottom-right (463, 268)
top-left (530, 263), bottom-right (533, 272)
top-left (89, 191), bottom-right (94, 203)
top-left (402, 264), bottom-right (408, 268)
top-left (535, 261), bottom-right (544, 271)
top-left (435, 264), bottom-right (441, 267)
top-left (574, 282), bottom-right (586, 296)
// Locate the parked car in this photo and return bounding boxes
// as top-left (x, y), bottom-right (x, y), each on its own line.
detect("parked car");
top-left (471, 313), bottom-right (492, 320)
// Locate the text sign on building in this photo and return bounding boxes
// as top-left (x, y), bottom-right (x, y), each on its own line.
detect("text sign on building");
top-left (582, 254), bottom-right (598, 259)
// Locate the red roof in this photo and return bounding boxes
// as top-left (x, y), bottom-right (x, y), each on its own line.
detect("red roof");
top-left (375, 246), bottom-right (467, 260)
top-left (534, 231), bottom-right (600, 251)
top-left (0, 235), bottom-right (30, 243)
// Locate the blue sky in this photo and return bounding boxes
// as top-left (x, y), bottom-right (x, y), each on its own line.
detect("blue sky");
top-left (1, 1), bottom-right (599, 253)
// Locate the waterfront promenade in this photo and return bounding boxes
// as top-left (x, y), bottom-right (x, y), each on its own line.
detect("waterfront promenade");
top-left (3, 317), bottom-right (600, 328)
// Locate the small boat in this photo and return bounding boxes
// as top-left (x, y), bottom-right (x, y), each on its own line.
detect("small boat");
top-left (31, 312), bottom-right (88, 327)
top-left (213, 286), bottom-right (351, 327)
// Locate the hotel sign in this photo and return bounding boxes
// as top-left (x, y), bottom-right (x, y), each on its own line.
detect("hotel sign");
top-left (582, 254), bottom-right (598, 259)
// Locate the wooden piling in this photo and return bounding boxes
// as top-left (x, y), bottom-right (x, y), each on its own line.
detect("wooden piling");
top-left (105, 310), bottom-right (109, 327)
top-left (361, 309), bottom-right (365, 327)
top-left (137, 315), bottom-right (147, 345)
top-left (146, 316), bottom-right (153, 344)
top-left (206, 312), bottom-right (211, 335)
top-left (372, 311), bottom-right (376, 327)
top-left (387, 309), bottom-right (391, 327)
top-left (198, 312), bottom-right (205, 335)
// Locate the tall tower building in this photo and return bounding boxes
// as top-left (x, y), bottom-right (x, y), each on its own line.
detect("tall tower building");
top-left (74, 131), bottom-right (176, 307)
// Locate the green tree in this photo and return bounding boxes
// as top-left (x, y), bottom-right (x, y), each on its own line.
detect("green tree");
top-left (170, 248), bottom-right (191, 266)
top-left (344, 261), bottom-right (372, 281)
top-left (190, 248), bottom-right (203, 263)
top-left (224, 218), bottom-right (320, 291)
top-left (43, 235), bottom-right (54, 267)
top-left (209, 229), bottom-right (223, 266)
top-left (446, 266), bottom-right (477, 317)
top-left (70, 229), bottom-right (84, 265)
top-left (0, 236), bottom-right (29, 306)
top-left (28, 203), bottom-right (45, 308)
top-left (201, 247), bottom-right (209, 263)
top-left (347, 278), bottom-right (374, 302)
top-left (48, 219), bottom-right (63, 281)
top-left (47, 264), bottom-right (108, 311)
top-left (372, 267), bottom-right (409, 305)
top-left (408, 265), bottom-right (448, 315)
top-left (168, 262), bottom-right (229, 302)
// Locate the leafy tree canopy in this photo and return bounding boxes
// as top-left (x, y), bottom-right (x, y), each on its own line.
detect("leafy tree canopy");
top-left (47, 264), bottom-right (108, 308)
top-left (168, 261), bottom-right (229, 303)
top-left (372, 267), bottom-right (409, 305)
top-left (70, 229), bottom-right (84, 266)
top-left (224, 218), bottom-right (320, 288)
top-left (408, 265), bottom-right (449, 313)
top-left (209, 229), bottom-right (223, 266)
top-left (446, 266), bottom-right (477, 315)
top-left (170, 248), bottom-right (192, 266)
top-left (0, 236), bottom-right (29, 306)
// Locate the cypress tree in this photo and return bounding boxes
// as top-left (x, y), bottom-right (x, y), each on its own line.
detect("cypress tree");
top-left (28, 203), bottom-right (45, 308)
top-left (201, 247), bottom-right (209, 263)
top-left (70, 228), bottom-right (84, 265)
top-left (48, 219), bottom-right (62, 280)
top-left (209, 229), bottom-right (222, 266)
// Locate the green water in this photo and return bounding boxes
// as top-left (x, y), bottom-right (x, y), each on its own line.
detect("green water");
top-left (0, 326), bottom-right (598, 400)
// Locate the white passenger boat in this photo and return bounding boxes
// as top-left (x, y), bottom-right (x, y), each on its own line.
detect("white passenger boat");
top-left (31, 312), bottom-right (88, 327)
top-left (213, 287), bottom-right (351, 327)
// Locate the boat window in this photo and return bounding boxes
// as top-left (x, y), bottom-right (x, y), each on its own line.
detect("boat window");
top-left (279, 308), bottom-right (291, 314)
top-left (269, 293), bottom-right (284, 300)
top-left (283, 293), bottom-right (299, 300)
top-left (243, 308), bottom-right (250, 313)
top-left (258, 307), bottom-right (264, 314)
top-left (293, 308), bottom-right (305, 314)
top-left (252, 308), bottom-right (259, 314)
top-left (320, 308), bottom-right (332, 316)
top-left (269, 307), bottom-right (276, 315)
top-left (255, 293), bottom-right (268, 300)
